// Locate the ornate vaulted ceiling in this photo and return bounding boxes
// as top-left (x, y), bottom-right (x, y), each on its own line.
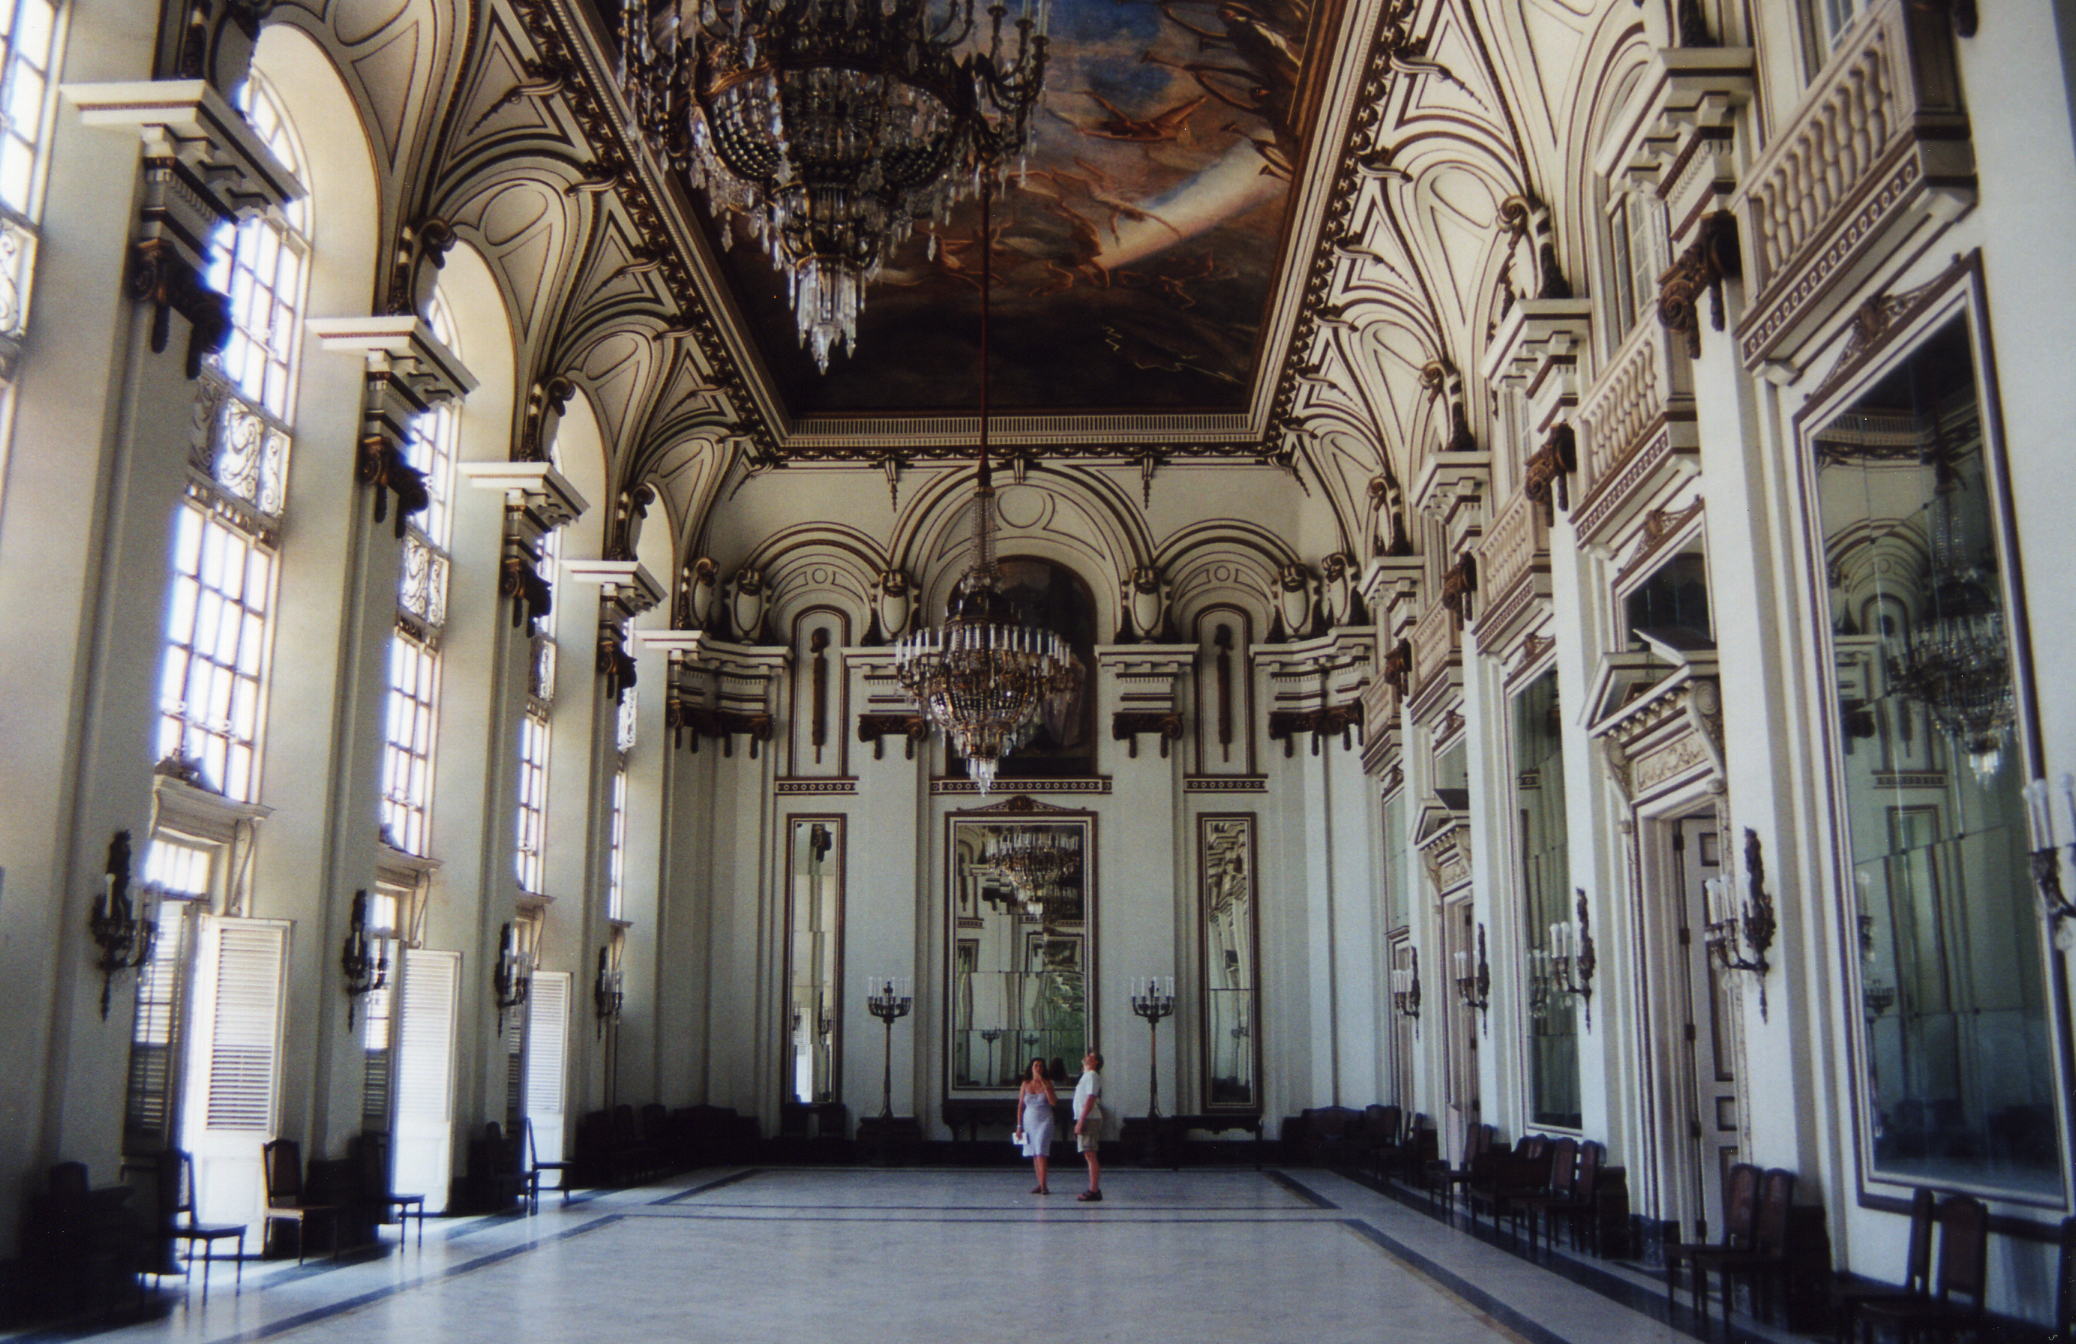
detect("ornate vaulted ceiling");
top-left (274, 0), bottom-right (1652, 551)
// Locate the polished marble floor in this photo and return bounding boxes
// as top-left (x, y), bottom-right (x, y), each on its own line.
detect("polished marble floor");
top-left (20, 1168), bottom-right (1800, 1344)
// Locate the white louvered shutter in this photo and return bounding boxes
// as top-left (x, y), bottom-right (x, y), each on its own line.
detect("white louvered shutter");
top-left (524, 972), bottom-right (570, 1177)
top-left (392, 948), bottom-right (459, 1211)
top-left (183, 917), bottom-right (289, 1236)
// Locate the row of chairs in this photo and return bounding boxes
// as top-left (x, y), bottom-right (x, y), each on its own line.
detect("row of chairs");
top-left (1665, 1164), bottom-right (1800, 1325)
top-left (1827, 1185), bottom-right (1995, 1343)
top-left (1423, 1126), bottom-right (1620, 1257)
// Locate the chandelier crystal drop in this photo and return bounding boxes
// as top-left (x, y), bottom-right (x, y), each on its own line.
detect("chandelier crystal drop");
top-left (618, 0), bottom-right (1051, 370)
top-left (891, 184), bottom-right (1079, 791)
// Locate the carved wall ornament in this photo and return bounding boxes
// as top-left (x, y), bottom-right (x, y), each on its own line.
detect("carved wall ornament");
top-left (500, 535), bottom-right (553, 630)
top-left (1499, 195), bottom-right (1574, 302)
top-left (729, 568), bottom-right (767, 642)
top-left (1320, 552), bottom-right (1356, 627)
top-left (131, 238), bottom-right (232, 379)
top-left (1367, 473), bottom-right (1413, 556)
top-left (1381, 637), bottom-right (1413, 698)
top-left (1657, 211), bottom-right (1742, 358)
top-left (1274, 562), bottom-right (1315, 639)
top-left (1440, 552), bottom-right (1478, 626)
top-left (874, 568), bottom-right (913, 641)
top-left (356, 429), bottom-right (430, 538)
top-left (1267, 703), bottom-right (1361, 756)
top-left (1419, 360), bottom-right (1478, 454)
top-left (857, 712), bottom-right (930, 759)
top-left (1122, 565), bottom-right (1167, 641)
top-left (1517, 632), bottom-right (1554, 676)
top-left (1809, 254), bottom-right (1971, 406)
top-left (1522, 424), bottom-right (1577, 516)
top-left (519, 376), bottom-right (575, 464)
top-left (1112, 711), bottom-right (1185, 758)
top-left (678, 556), bottom-right (720, 630)
top-left (1614, 498), bottom-right (1706, 584)
top-left (383, 216), bottom-right (456, 319)
top-left (604, 482), bottom-right (655, 561)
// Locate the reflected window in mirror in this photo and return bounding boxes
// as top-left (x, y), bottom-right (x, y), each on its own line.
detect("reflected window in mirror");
top-left (785, 817), bottom-right (843, 1106)
top-left (948, 814), bottom-right (1092, 1091)
top-left (1514, 672), bottom-right (1580, 1129)
top-left (1811, 313), bottom-right (2058, 1196)
top-left (1200, 814), bottom-right (1260, 1111)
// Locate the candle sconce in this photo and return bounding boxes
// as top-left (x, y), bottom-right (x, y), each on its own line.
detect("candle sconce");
top-left (2023, 776), bottom-right (2076, 940)
top-left (1705, 828), bottom-right (1777, 1020)
top-left (593, 945), bottom-right (624, 1038)
top-left (87, 830), bottom-right (157, 1020)
top-left (1391, 948), bottom-right (1422, 1022)
top-left (1454, 924), bottom-right (1491, 1030)
top-left (340, 889), bottom-right (391, 1029)
top-left (1544, 889), bottom-right (1597, 1029)
top-left (866, 976), bottom-right (914, 1119)
top-left (493, 920), bottom-right (535, 1027)
top-left (1130, 976), bottom-right (1176, 1119)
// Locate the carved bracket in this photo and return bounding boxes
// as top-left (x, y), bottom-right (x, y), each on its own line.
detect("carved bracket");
top-left (1267, 703), bottom-right (1361, 756)
top-left (858, 712), bottom-right (929, 760)
top-left (357, 433), bottom-right (430, 537)
top-left (669, 704), bottom-right (774, 757)
top-left (1440, 553), bottom-right (1478, 626)
top-left (1523, 424), bottom-right (1578, 516)
top-left (1658, 211), bottom-right (1742, 358)
top-left (131, 239), bottom-right (231, 378)
top-left (1111, 711), bottom-right (1184, 758)
top-left (499, 537), bottom-right (552, 630)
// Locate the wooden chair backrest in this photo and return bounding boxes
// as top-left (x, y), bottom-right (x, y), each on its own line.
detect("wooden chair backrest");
top-left (1574, 1140), bottom-right (1602, 1197)
top-left (1902, 1186), bottom-right (1936, 1294)
top-left (1546, 1137), bottom-right (1579, 1194)
top-left (1933, 1195), bottom-right (1989, 1309)
top-left (1753, 1168), bottom-right (1797, 1254)
top-left (1721, 1162), bottom-right (1762, 1248)
top-left (262, 1139), bottom-right (303, 1204)
top-left (524, 1117), bottom-right (543, 1169)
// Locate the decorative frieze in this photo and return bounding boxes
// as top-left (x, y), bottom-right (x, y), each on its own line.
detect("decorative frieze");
top-left (1585, 646), bottom-right (1725, 803)
top-left (1733, 0), bottom-right (1972, 370)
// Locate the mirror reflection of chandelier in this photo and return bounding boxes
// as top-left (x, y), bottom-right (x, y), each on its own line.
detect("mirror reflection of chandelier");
top-left (1887, 463), bottom-right (2015, 784)
top-left (892, 187), bottom-right (1080, 791)
top-left (981, 829), bottom-right (1080, 914)
top-left (617, 0), bottom-right (1051, 370)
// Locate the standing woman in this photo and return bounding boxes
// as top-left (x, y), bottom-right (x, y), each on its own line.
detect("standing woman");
top-left (1014, 1058), bottom-right (1058, 1194)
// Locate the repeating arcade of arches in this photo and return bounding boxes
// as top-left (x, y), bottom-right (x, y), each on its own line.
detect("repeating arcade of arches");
top-left (246, 0), bottom-right (1670, 632)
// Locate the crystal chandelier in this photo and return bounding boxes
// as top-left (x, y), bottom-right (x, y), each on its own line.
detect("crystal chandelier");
top-left (1886, 472), bottom-right (2014, 783)
top-left (892, 187), bottom-right (1079, 790)
top-left (981, 828), bottom-right (1080, 910)
top-left (618, 0), bottom-right (1051, 371)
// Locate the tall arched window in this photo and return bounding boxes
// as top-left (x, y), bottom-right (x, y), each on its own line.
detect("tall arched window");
top-left (381, 294), bottom-right (460, 857)
top-left (154, 75), bottom-right (309, 801)
top-left (0, 0), bottom-right (64, 376)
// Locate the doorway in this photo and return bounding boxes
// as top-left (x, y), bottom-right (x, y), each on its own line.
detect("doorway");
top-left (1654, 813), bottom-right (1742, 1240)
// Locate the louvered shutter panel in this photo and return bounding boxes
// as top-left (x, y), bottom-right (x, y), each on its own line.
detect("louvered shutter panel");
top-left (524, 972), bottom-right (571, 1176)
top-left (392, 948), bottom-right (459, 1211)
top-left (184, 916), bottom-right (289, 1234)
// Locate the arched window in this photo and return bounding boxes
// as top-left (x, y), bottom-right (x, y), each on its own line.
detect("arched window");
top-left (154, 75), bottom-right (309, 801)
top-left (0, 0), bottom-right (64, 370)
top-left (381, 294), bottom-right (460, 856)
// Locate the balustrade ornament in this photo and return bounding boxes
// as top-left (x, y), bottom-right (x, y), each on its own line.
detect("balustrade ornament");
top-left (616, 0), bottom-right (1051, 370)
top-left (1704, 828), bottom-right (1777, 1019)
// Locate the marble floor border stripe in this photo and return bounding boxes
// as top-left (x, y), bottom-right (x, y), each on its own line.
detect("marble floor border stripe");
top-left (613, 1210), bottom-right (1338, 1225)
top-left (1264, 1170), bottom-right (1341, 1209)
top-left (648, 1169), bottom-right (760, 1205)
top-left (1336, 1218), bottom-right (1568, 1344)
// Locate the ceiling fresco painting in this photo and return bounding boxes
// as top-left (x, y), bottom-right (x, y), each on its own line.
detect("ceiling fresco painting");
top-left (663, 0), bottom-right (1347, 416)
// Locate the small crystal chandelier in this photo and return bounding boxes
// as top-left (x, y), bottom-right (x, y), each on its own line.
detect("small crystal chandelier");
top-left (981, 828), bottom-right (1080, 909)
top-left (618, 0), bottom-right (1051, 371)
top-left (1886, 463), bottom-right (2015, 783)
top-left (892, 186), bottom-right (1079, 790)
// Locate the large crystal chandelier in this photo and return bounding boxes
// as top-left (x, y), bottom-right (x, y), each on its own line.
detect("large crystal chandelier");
top-left (892, 187), bottom-right (1079, 791)
top-left (981, 828), bottom-right (1080, 911)
top-left (618, 0), bottom-right (1050, 370)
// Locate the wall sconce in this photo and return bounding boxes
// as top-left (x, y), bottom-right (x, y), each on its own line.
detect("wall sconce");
top-left (341, 889), bottom-right (391, 1029)
top-left (2023, 776), bottom-right (2076, 938)
top-left (1391, 948), bottom-right (1422, 1021)
top-left (1543, 889), bottom-right (1597, 1029)
top-left (1130, 976), bottom-right (1176, 1118)
top-left (1453, 924), bottom-right (1491, 1030)
top-left (866, 976), bottom-right (914, 1119)
top-left (1705, 828), bottom-right (1777, 1020)
top-left (593, 944), bottom-right (624, 1038)
top-left (494, 920), bottom-right (534, 1026)
top-left (88, 830), bottom-right (157, 1020)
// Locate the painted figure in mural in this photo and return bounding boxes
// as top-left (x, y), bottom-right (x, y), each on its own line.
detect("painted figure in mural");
top-left (1014, 1057), bottom-right (1058, 1194)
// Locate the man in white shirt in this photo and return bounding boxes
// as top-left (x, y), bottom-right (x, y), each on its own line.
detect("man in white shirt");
top-left (1073, 1050), bottom-right (1104, 1201)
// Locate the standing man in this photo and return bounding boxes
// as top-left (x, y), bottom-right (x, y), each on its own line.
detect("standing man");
top-left (1073, 1050), bottom-right (1105, 1201)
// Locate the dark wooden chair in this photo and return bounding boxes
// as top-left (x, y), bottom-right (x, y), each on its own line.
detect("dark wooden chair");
top-left (164, 1150), bottom-right (244, 1299)
top-left (355, 1132), bottom-right (427, 1248)
top-left (1425, 1122), bottom-right (1493, 1214)
top-left (1666, 1161), bottom-right (1760, 1310)
top-left (1467, 1136), bottom-right (1552, 1234)
top-left (524, 1118), bottom-right (575, 1210)
top-left (33, 1161), bottom-right (147, 1312)
top-left (1689, 1166), bottom-right (1796, 1323)
top-left (1828, 1186), bottom-right (1933, 1341)
top-left (1505, 1136), bottom-right (1576, 1250)
top-left (1853, 1194), bottom-right (1987, 1343)
top-left (262, 1139), bottom-right (341, 1264)
top-left (477, 1122), bottom-right (528, 1211)
top-left (1516, 1138), bottom-right (1599, 1253)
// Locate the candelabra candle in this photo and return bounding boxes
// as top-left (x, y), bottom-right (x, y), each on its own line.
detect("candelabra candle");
top-left (865, 975), bottom-right (914, 1119)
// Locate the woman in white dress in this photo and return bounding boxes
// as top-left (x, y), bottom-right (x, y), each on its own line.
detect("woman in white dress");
top-left (1014, 1058), bottom-right (1058, 1194)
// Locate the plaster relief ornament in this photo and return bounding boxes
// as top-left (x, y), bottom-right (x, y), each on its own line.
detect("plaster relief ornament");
top-left (1124, 566), bottom-right (1165, 641)
top-left (730, 567), bottom-right (767, 642)
top-left (608, 483), bottom-right (655, 562)
top-left (1275, 562), bottom-right (1314, 640)
top-left (1368, 474), bottom-right (1411, 556)
top-left (1320, 552), bottom-right (1355, 627)
top-left (875, 569), bottom-right (913, 641)
top-left (683, 556), bottom-right (720, 629)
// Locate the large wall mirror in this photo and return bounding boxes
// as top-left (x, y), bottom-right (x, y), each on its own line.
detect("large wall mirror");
top-left (784, 816), bottom-right (843, 1107)
top-left (947, 807), bottom-right (1094, 1092)
top-left (1513, 671), bottom-right (1580, 1129)
top-left (1809, 310), bottom-right (2060, 1197)
top-left (1200, 814), bottom-right (1260, 1111)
